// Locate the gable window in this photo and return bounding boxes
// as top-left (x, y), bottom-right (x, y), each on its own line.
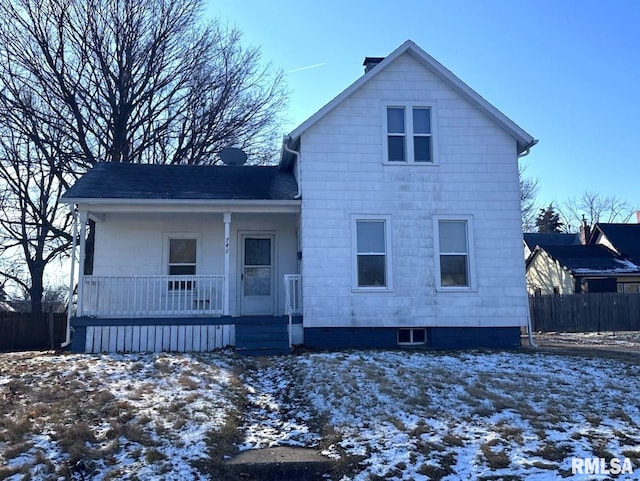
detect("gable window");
top-left (168, 238), bottom-right (197, 290)
top-left (434, 217), bottom-right (475, 290)
top-left (353, 216), bottom-right (392, 289)
top-left (384, 103), bottom-right (436, 164)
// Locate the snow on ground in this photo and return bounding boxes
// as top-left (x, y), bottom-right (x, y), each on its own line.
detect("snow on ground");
top-left (0, 351), bottom-right (242, 480)
top-left (2, 346), bottom-right (640, 480)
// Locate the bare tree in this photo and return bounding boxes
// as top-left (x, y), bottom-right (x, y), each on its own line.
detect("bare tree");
top-left (559, 191), bottom-right (637, 232)
top-left (519, 162), bottom-right (539, 231)
top-left (0, 0), bottom-right (288, 312)
top-left (0, 120), bottom-right (74, 314)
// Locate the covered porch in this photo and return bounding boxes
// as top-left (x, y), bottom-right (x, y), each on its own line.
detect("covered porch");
top-left (61, 162), bottom-right (303, 353)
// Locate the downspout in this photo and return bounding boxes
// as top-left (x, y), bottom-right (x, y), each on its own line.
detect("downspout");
top-left (61, 207), bottom-right (78, 348)
top-left (526, 300), bottom-right (537, 348)
top-left (282, 136), bottom-right (301, 199)
top-left (519, 137), bottom-right (538, 348)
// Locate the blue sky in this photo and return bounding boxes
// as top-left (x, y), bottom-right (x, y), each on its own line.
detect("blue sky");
top-left (207, 0), bottom-right (639, 213)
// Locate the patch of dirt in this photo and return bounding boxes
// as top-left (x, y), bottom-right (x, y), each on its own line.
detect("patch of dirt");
top-left (525, 331), bottom-right (640, 362)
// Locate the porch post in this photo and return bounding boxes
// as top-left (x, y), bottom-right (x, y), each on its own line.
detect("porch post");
top-left (62, 207), bottom-right (78, 347)
top-left (76, 211), bottom-right (89, 316)
top-left (223, 212), bottom-right (231, 316)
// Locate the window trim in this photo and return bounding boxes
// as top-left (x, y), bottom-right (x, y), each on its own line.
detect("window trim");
top-left (433, 215), bottom-right (476, 291)
top-left (351, 215), bottom-right (393, 291)
top-left (382, 101), bottom-right (438, 165)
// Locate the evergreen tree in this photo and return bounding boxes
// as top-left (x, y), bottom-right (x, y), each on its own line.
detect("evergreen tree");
top-left (536, 204), bottom-right (564, 233)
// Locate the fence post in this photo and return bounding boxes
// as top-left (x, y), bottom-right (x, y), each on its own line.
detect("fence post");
top-left (48, 309), bottom-right (54, 350)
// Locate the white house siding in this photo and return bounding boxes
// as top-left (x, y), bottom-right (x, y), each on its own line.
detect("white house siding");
top-left (92, 212), bottom-right (298, 316)
top-left (299, 53), bottom-right (528, 329)
top-left (526, 251), bottom-right (574, 295)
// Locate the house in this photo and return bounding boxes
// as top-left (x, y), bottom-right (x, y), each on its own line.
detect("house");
top-left (526, 223), bottom-right (640, 295)
top-left (62, 40), bottom-right (537, 353)
top-left (523, 232), bottom-right (581, 260)
top-left (526, 244), bottom-right (640, 295)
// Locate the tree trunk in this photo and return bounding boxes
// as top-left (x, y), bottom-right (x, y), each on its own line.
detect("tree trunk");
top-left (29, 261), bottom-right (45, 315)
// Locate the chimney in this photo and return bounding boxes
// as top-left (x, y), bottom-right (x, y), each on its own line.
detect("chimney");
top-left (363, 57), bottom-right (384, 73)
top-left (579, 215), bottom-right (591, 245)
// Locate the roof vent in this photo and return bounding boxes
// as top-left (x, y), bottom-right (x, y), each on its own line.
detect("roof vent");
top-left (219, 147), bottom-right (247, 166)
top-left (363, 57), bottom-right (384, 73)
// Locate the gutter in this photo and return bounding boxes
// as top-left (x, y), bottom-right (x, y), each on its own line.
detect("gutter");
top-left (518, 139), bottom-right (539, 158)
top-left (282, 136), bottom-right (302, 199)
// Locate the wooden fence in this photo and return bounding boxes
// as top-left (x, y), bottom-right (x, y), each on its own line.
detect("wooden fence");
top-left (0, 312), bottom-right (67, 352)
top-left (529, 293), bottom-right (640, 332)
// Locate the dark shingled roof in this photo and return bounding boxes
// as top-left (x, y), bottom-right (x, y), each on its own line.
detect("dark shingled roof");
top-left (62, 162), bottom-right (298, 201)
top-left (523, 233), bottom-right (581, 251)
top-left (592, 223), bottom-right (640, 266)
top-left (533, 244), bottom-right (640, 275)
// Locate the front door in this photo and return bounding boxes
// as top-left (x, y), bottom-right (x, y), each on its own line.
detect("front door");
top-left (240, 235), bottom-right (274, 315)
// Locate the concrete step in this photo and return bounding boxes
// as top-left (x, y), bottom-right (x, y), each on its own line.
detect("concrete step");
top-left (225, 447), bottom-right (335, 480)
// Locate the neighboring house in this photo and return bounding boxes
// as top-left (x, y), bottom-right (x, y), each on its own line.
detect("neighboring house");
top-left (62, 40), bottom-right (537, 353)
top-left (526, 223), bottom-right (640, 295)
top-left (0, 302), bottom-right (15, 313)
top-left (523, 232), bottom-right (581, 260)
top-left (526, 244), bottom-right (640, 295)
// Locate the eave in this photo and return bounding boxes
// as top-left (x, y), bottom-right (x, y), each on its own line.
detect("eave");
top-left (65, 198), bottom-right (302, 215)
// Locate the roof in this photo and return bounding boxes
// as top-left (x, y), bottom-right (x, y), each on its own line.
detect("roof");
top-left (529, 244), bottom-right (640, 276)
top-left (590, 223), bottom-right (640, 265)
top-left (282, 39), bottom-right (536, 167)
top-left (523, 233), bottom-right (581, 251)
top-left (62, 162), bottom-right (299, 202)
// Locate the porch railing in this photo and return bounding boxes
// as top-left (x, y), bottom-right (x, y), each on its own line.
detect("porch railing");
top-left (80, 275), bottom-right (225, 318)
top-left (284, 274), bottom-right (302, 316)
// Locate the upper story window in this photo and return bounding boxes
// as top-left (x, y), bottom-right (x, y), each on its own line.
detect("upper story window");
top-left (384, 103), bottom-right (437, 164)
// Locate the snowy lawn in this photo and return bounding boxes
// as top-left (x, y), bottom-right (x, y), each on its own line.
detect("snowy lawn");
top-left (2, 348), bottom-right (640, 480)
top-left (0, 351), bottom-right (245, 480)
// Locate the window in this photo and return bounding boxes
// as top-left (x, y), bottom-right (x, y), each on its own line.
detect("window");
top-left (434, 217), bottom-right (474, 289)
top-left (353, 216), bottom-right (392, 289)
top-left (618, 283), bottom-right (640, 293)
top-left (384, 103), bottom-right (436, 163)
top-left (168, 238), bottom-right (197, 290)
top-left (398, 328), bottom-right (426, 346)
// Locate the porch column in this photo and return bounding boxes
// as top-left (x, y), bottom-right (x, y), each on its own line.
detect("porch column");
top-left (63, 207), bottom-right (79, 347)
top-left (223, 212), bottom-right (231, 316)
top-left (76, 211), bottom-right (89, 316)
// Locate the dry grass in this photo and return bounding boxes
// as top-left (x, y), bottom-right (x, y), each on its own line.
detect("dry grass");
top-left (0, 352), bottom-right (245, 479)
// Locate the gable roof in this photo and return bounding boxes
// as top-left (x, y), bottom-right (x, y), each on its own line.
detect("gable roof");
top-left (590, 223), bottom-right (640, 265)
top-left (283, 40), bottom-right (536, 159)
top-left (62, 162), bottom-right (299, 202)
top-left (528, 244), bottom-right (640, 276)
top-left (523, 233), bottom-right (581, 251)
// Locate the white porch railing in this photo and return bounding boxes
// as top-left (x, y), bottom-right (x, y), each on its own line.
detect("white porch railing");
top-left (284, 274), bottom-right (302, 316)
top-left (80, 275), bottom-right (225, 318)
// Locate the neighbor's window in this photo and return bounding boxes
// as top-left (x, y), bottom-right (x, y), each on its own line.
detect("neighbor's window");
top-left (618, 283), bottom-right (640, 293)
top-left (385, 104), bottom-right (435, 163)
top-left (436, 219), bottom-right (473, 289)
top-left (168, 238), bottom-right (197, 290)
top-left (355, 219), bottom-right (388, 288)
top-left (397, 328), bottom-right (426, 346)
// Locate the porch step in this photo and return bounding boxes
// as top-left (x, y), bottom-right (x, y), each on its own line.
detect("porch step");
top-left (235, 322), bottom-right (290, 356)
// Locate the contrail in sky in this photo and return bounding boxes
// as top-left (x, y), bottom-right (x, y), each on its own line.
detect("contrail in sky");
top-left (287, 63), bottom-right (326, 74)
